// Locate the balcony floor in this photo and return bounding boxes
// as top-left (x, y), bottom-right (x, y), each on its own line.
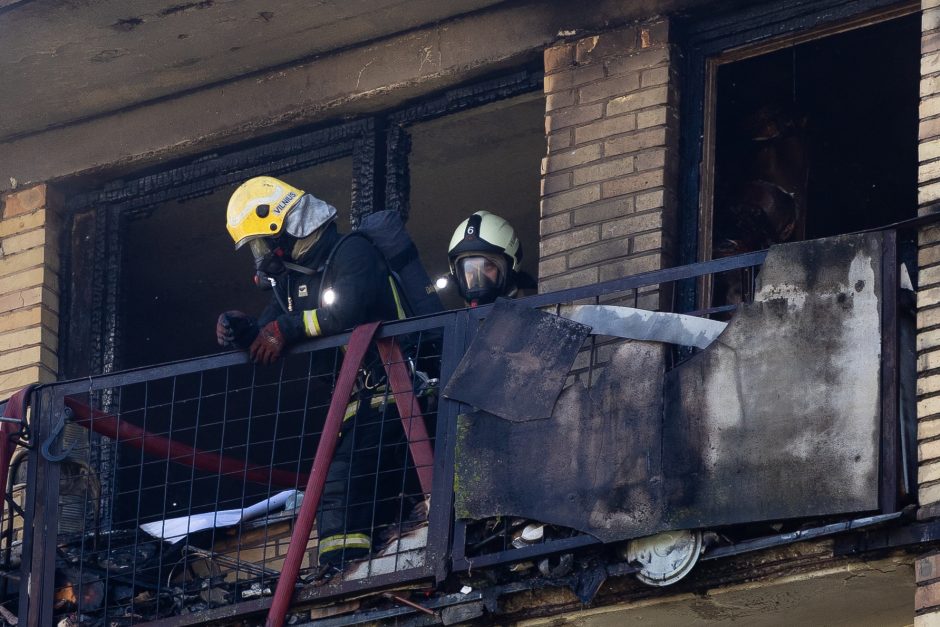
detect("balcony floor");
top-left (516, 555), bottom-right (914, 627)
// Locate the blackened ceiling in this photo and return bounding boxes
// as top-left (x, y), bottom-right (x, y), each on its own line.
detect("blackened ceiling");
top-left (0, 0), bottom-right (510, 142)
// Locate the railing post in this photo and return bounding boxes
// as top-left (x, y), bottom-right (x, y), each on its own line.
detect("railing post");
top-left (20, 388), bottom-right (62, 626)
top-left (880, 229), bottom-right (900, 514)
top-left (425, 310), bottom-right (469, 583)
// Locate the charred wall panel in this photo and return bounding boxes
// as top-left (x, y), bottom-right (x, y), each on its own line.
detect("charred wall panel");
top-left (456, 341), bottom-right (665, 542)
top-left (62, 210), bottom-right (97, 379)
top-left (663, 232), bottom-right (882, 527)
top-left (454, 232), bottom-right (884, 542)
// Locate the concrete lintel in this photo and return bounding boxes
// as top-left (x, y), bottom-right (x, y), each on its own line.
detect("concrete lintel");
top-left (0, 0), bottom-right (692, 194)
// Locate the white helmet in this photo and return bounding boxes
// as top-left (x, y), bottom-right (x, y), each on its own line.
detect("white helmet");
top-left (447, 211), bottom-right (522, 305)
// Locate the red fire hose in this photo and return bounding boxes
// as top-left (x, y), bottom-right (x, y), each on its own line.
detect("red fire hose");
top-left (0, 386), bottom-right (33, 520)
top-left (266, 321), bottom-right (381, 627)
top-left (63, 398), bottom-right (309, 488)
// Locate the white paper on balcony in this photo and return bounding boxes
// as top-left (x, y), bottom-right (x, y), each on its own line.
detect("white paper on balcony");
top-left (139, 489), bottom-right (299, 544)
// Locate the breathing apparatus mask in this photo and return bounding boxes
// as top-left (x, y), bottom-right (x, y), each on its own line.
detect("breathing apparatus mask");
top-left (234, 191), bottom-right (337, 290)
top-left (249, 235), bottom-right (293, 290)
top-left (446, 211), bottom-right (524, 306)
top-left (453, 253), bottom-right (509, 306)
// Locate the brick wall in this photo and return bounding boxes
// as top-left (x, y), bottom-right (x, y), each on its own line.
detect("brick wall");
top-left (539, 19), bottom-right (678, 309)
top-left (919, 222), bottom-right (940, 520)
top-left (0, 184), bottom-right (61, 401)
top-left (919, 1), bottom-right (940, 624)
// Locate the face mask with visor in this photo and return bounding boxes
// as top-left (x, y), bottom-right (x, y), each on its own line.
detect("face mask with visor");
top-left (455, 254), bottom-right (508, 305)
top-left (249, 235), bottom-right (292, 281)
top-left (245, 193), bottom-right (338, 289)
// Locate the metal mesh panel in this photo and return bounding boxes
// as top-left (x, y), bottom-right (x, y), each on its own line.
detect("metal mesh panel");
top-left (9, 248), bottom-right (780, 623)
top-left (28, 326), bottom-right (444, 624)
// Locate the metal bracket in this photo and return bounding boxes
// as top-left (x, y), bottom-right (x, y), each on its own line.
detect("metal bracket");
top-left (39, 406), bottom-right (76, 462)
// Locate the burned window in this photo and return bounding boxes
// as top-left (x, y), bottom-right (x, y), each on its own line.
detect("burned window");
top-left (121, 158), bottom-right (353, 369)
top-left (62, 71), bottom-right (544, 376)
top-left (700, 11), bottom-right (919, 307)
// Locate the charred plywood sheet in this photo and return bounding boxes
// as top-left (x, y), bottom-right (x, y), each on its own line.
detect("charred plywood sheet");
top-left (662, 232), bottom-right (883, 527)
top-left (454, 232), bottom-right (884, 541)
top-left (455, 341), bottom-right (666, 542)
top-left (444, 299), bottom-right (592, 422)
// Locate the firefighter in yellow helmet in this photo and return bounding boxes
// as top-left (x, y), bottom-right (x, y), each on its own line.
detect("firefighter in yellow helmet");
top-left (447, 211), bottom-right (529, 307)
top-left (217, 175), bottom-right (401, 363)
top-left (217, 176), bottom-right (404, 572)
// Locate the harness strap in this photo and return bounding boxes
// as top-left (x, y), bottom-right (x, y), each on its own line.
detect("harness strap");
top-left (282, 260), bottom-right (316, 275)
top-left (388, 276), bottom-right (407, 320)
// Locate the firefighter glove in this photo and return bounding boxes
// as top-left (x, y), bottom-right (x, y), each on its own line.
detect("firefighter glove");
top-left (249, 321), bottom-right (286, 365)
top-left (217, 311), bottom-right (259, 348)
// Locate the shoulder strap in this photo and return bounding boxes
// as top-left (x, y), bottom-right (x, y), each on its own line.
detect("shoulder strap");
top-left (283, 260), bottom-right (316, 275)
top-left (317, 231), bottom-right (361, 302)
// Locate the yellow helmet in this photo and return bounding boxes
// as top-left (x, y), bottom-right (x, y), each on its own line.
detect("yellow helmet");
top-left (226, 176), bottom-right (305, 249)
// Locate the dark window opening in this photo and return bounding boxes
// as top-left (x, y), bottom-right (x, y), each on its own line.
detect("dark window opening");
top-left (64, 72), bottom-right (544, 533)
top-left (405, 93), bottom-right (545, 310)
top-left (708, 12), bottom-right (919, 305)
top-left (63, 70), bottom-right (544, 375)
top-left (121, 158), bottom-right (353, 369)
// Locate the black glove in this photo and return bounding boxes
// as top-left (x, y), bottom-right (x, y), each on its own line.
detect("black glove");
top-left (216, 311), bottom-right (259, 349)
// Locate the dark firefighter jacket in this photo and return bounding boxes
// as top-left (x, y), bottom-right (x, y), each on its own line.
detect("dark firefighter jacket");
top-left (253, 223), bottom-right (414, 564)
top-left (257, 223), bottom-right (401, 344)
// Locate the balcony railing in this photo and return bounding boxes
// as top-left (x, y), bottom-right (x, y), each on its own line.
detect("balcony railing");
top-left (0, 229), bottom-right (912, 625)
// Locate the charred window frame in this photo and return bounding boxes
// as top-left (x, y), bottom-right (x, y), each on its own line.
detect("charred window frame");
top-left (50, 65), bottom-right (545, 589)
top-left (383, 67), bottom-right (543, 219)
top-left (675, 0), bottom-right (918, 313)
top-left (61, 120), bottom-right (379, 379)
top-left (60, 66), bottom-right (543, 379)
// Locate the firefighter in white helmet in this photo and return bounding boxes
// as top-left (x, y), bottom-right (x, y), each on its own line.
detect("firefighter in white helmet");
top-left (446, 211), bottom-right (526, 307)
top-left (446, 211), bottom-right (558, 559)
